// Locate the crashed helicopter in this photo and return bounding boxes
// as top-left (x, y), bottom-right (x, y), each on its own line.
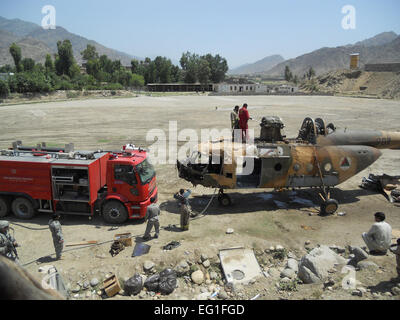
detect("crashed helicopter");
top-left (176, 116), bottom-right (400, 214)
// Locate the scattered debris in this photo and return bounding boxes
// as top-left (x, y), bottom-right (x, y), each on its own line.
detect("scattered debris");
top-left (163, 241), bottom-right (181, 251)
top-left (360, 174), bottom-right (400, 202)
top-left (226, 228), bottom-right (234, 234)
top-left (301, 225), bottom-right (316, 231)
top-left (124, 274), bottom-right (143, 296)
top-left (114, 233), bottom-right (132, 247)
top-left (110, 240), bottom-right (125, 257)
top-left (66, 240), bottom-right (98, 247)
top-left (102, 274), bottom-right (121, 298)
top-left (219, 247), bottom-right (263, 285)
top-left (132, 242), bottom-right (151, 257)
top-left (143, 260), bottom-right (156, 273)
top-left (250, 293), bottom-right (260, 300)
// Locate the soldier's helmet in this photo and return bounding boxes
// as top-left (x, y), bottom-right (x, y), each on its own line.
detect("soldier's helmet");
top-left (0, 220), bottom-right (9, 229)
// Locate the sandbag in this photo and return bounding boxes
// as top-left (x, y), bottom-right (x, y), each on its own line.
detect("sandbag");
top-left (144, 274), bottom-right (160, 292)
top-left (159, 268), bottom-right (177, 295)
top-left (124, 274), bottom-right (143, 296)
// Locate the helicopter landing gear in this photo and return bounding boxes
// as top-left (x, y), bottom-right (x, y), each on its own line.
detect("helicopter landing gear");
top-left (218, 189), bottom-right (232, 207)
top-left (318, 187), bottom-right (339, 215)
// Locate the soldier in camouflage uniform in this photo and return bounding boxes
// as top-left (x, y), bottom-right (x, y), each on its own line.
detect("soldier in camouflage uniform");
top-left (174, 189), bottom-right (195, 231)
top-left (0, 220), bottom-right (19, 263)
top-left (142, 197), bottom-right (160, 241)
top-left (49, 214), bottom-right (64, 260)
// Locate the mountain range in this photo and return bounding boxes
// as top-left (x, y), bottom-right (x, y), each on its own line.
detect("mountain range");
top-left (261, 32), bottom-right (400, 77)
top-left (228, 54), bottom-right (285, 75)
top-left (0, 16), bottom-right (138, 67)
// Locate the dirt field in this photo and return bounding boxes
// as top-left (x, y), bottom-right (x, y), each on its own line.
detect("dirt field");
top-left (1, 95), bottom-right (400, 300)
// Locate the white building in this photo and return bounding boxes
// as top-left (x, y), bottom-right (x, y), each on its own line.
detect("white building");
top-left (213, 83), bottom-right (298, 94)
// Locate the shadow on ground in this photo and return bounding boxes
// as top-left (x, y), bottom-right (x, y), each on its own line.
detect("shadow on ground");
top-left (159, 188), bottom-right (381, 215)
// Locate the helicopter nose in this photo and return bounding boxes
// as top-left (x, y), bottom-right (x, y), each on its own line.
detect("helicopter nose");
top-left (371, 147), bottom-right (382, 162)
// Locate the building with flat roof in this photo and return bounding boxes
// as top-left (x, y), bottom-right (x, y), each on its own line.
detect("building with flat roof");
top-left (147, 83), bottom-right (213, 92)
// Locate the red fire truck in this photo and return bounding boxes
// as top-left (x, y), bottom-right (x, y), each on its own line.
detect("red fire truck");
top-left (0, 141), bottom-right (157, 224)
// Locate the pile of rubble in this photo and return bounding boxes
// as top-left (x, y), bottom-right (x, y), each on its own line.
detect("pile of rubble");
top-left (55, 242), bottom-right (399, 300)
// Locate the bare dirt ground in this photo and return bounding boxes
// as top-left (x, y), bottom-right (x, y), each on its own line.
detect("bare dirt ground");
top-left (1, 95), bottom-right (400, 300)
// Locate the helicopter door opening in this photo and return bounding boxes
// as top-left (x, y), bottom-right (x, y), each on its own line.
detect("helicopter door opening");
top-left (207, 155), bottom-right (223, 174)
top-left (236, 157), bottom-right (262, 188)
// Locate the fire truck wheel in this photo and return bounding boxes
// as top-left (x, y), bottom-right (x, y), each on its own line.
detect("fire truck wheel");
top-left (102, 200), bottom-right (128, 224)
top-left (11, 197), bottom-right (35, 220)
top-left (0, 197), bottom-right (10, 217)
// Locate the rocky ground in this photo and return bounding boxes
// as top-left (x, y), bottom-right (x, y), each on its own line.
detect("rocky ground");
top-left (306, 69), bottom-right (400, 99)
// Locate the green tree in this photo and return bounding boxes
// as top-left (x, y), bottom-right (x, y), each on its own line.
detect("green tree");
top-left (284, 66), bottom-right (293, 82)
top-left (0, 79), bottom-right (10, 97)
top-left (55, 40), bottom-right (76, 77)
top-left (130, 73), bottom-right (145, 87)
top-left (0, 64), bottom-right (15, 73)
top-left (171, 65), bottom-right (181, 82)
top-left (45, 54), bottom-right (55, 73)
top-left (202, 54), bottom-right (228, 83)
top-left (197, 59), bottom-right (211, 86)
top-left (81, 44), bottom-right (98, 61)
top-left (86, 59), bottom-right (101, 80)
top-left (22, 58), bottom-right (35, 72)
top-left (9, 43), bottom-right (22, 72)
top-left (306, 67), bottom-right (315, 80)
top-left (131, 59), bottom-right (139, 74)
top-left (180, 52), bottom-right (199, 83)
top-left (8, 72), bottom-right (51, 93)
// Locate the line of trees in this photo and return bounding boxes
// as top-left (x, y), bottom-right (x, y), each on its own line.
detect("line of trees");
top-left (0, 40), bottom-right (146, 97)
top-left (0, 41), bottom-right (229, 98)
top-left (129, 51), bottom-right (228, 86)
top-left (284, 65), bottom-right (316, 84)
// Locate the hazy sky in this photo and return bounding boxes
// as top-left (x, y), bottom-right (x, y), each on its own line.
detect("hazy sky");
top-left (1, 0), bottom-right (400, 68)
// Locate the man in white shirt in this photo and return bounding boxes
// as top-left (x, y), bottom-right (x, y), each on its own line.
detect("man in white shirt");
top-left (362, 212), bottom-right (392, 255)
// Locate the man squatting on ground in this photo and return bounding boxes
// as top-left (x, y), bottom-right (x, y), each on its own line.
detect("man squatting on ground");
top-left (143, 197), bottom-right (160, 241)
top-left (174, 189), bottom-right (195, 231)
top-left (0, 220), bottom-right (19, 263)
top-left (362, 212), bottom-right (392, 255)
top-left (49, 214), bottom-right (64, 260)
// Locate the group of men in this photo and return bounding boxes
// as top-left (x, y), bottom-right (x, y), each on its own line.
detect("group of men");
top-left (230, 103), bottom-right (252, 142)
top-left (142, 189), bottom-right (194, 241)
top-left (1, 187), bottom-right (400, 282)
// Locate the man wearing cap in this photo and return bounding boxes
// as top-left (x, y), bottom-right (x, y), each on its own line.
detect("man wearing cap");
top-left (174, 189), bottom-right (194, 231)
top-left (49, 214), bottom-right (64, 260)
top-left (0, 220), bottom-right (19, 262)
top-left (362, 212), bottom-right (392, 255)
top-left (142, 197), bottom-right (160, 241)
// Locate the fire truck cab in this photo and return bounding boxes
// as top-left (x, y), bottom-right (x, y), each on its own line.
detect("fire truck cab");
top-left (0, 142), bottom-right (157, 224)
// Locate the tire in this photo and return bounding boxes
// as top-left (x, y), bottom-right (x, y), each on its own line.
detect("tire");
top-left (0, 197), bottom-right (10, 217)
top-left (102, 200), bottom-right (128, 224)
top-left (218, 194), bottom-right (232, 207)
top-left (320, 198), bottom-right (339, 215)
top-left (11, 197), bottom-right (35, 219)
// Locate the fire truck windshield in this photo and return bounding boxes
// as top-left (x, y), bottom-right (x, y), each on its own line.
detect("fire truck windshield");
top-left (135, 159), bottom-right (155, 185)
